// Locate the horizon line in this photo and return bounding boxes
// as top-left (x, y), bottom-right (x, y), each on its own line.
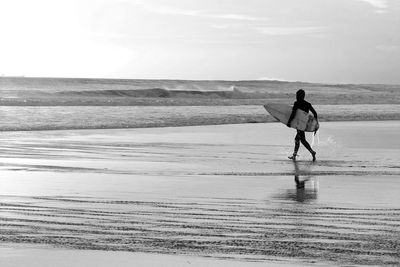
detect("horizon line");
top-left (0, 75), bottom-right (399, 86)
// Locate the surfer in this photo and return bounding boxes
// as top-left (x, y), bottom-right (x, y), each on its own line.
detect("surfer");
top-left (287, 89), bottom-right (317, 161)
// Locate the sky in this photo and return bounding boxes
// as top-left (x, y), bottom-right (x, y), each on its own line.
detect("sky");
top-left (0, 0), bottom-right (399, 84)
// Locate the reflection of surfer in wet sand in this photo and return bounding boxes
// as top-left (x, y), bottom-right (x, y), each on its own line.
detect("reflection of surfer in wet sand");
top-left (293, 159), bottom-right (308, 189)
top-left (272, 160), bottom-right (318, 203)
top-left (292, 160), bottom-right (318, 201)
top-left (287, 89), bottom-right (318, 161)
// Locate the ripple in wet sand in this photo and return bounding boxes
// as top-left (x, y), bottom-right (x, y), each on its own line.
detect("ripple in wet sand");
top-left (1, 195), bottom-right (399, 265)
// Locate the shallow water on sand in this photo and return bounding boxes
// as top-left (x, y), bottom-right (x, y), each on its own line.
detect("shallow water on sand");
top-left (0, 121), bottom-right (400, 265)
top-left (1, 105), bottom-right (400, 131)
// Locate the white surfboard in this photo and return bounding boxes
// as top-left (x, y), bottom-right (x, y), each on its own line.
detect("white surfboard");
top-left (263, 103), bottom-right (319, 132)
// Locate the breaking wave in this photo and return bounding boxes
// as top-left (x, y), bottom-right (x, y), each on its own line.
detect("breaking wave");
top-left (58, 88), bottom-right (257, 99)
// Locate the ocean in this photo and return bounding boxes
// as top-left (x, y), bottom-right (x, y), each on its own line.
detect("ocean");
top-left (0, 77), bottom-right (399, 131)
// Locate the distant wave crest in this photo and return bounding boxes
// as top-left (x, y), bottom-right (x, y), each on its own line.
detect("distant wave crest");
top-left (59, 88), bottom-right (252, 99)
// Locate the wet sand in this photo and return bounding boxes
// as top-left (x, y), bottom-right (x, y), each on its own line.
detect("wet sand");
top-left (0, 121), bottom-right (400, 266)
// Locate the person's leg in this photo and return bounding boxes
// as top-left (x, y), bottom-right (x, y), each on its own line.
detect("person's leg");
top-left (299, 131), bottom-right (316, 161)
top-left (289, 131), bottom-right (301, 160)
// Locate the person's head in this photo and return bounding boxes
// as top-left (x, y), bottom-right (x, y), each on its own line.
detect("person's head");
top-left (296, 89), bottom-right (305, 101)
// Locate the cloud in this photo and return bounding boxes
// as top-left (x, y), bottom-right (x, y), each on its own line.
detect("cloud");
top-left (355, 0), bottom-right (389, 12)
top-left (211, 24), bottom-right (231, 29)
top-left (145, 5), bottom-right (201, 16)
top-left (257, 26), bottom-right (326, 36)
top-left (210, 14), bottom-right (263, 21)
top-left (376, 44), bottom-right (400, 52)
top-left (137, 2), bottom-right (265, 21)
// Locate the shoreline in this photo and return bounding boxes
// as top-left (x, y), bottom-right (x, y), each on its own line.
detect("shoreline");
top-left (0, 115), bottom-right (399, 132)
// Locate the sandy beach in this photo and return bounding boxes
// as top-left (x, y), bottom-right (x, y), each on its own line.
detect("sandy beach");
top-left (0, 121), bottom-right (399, 266)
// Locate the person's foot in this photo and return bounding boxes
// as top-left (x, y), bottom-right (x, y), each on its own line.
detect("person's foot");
top-left (288, 154), bottom-right (297, 160)
top-left (311, 151), bottom-right (316, 161)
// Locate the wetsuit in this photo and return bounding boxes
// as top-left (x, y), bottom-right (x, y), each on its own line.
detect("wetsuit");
top-left (290, 100), bottom-right (317, 117)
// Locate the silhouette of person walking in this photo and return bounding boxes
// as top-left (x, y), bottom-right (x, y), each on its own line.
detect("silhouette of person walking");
top-left (287, 89), bottom-right (318, 161)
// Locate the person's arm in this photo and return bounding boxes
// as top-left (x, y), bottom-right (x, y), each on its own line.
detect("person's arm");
top-left (287, 103), bottom-right (297, 127)
top-left (309, 104), bottom-right (318, 120)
